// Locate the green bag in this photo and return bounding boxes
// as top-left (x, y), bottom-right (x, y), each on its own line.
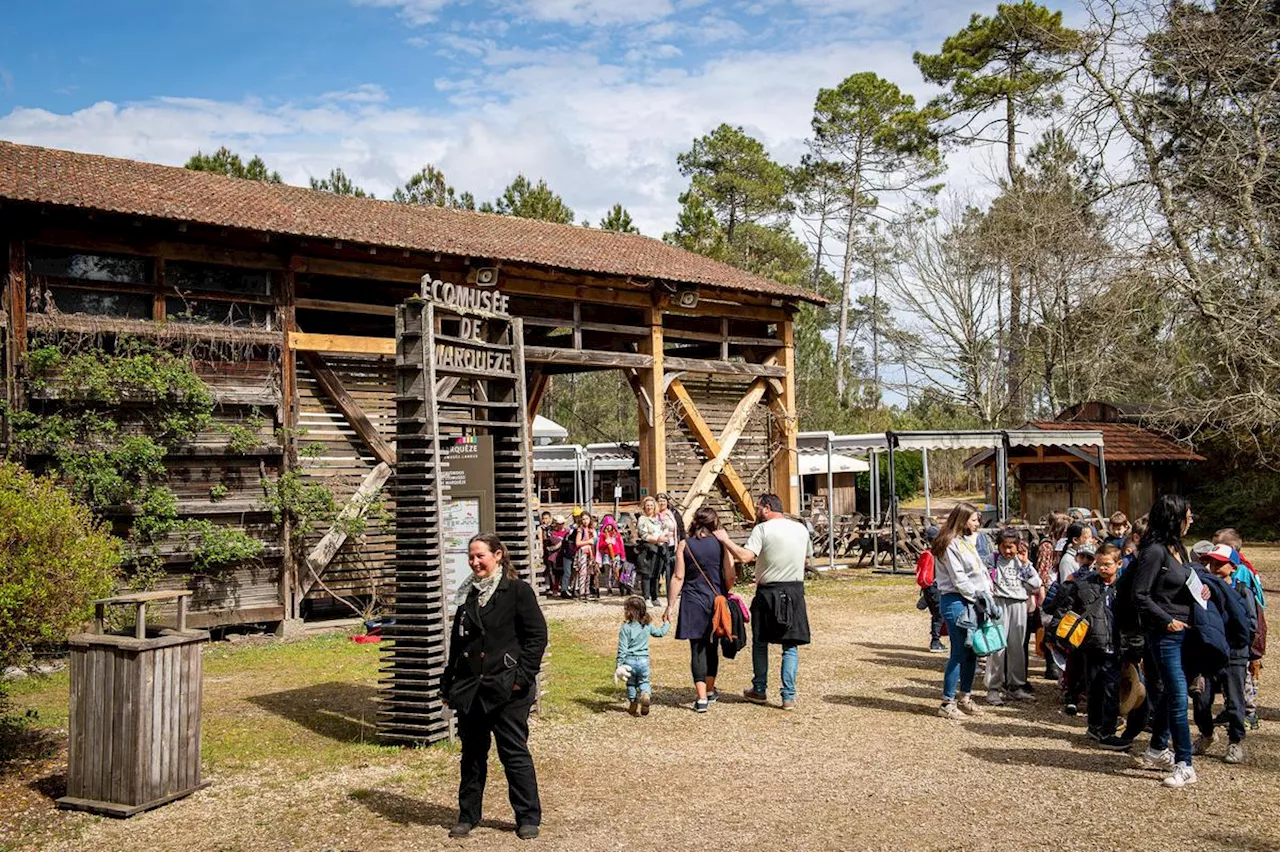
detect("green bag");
top-left (967, 619), bottom-right (1007, 656)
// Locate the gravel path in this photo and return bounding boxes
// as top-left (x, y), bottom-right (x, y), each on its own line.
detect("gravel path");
top-left (22, 578), bottom-right (1280, 851)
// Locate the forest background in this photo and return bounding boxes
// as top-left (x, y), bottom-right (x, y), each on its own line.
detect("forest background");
top-left (183, 0), bottom-right (1280, 538)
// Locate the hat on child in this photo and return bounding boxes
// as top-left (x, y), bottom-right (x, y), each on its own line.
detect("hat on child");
top-left (552, 514), bottom-right (567, 525)
top-left (572, 506), bottom-right (584, 516)
top-left (1119, 662), bottom-right (1147, 716)
top-left (1190, 540), bottom-right (1215, 561)
top-left (1203, 544), bottom-right (1236, 564)
top-left (925, 525), bottom-right (940, 540)
top-left (602, 514), bottom-right (616, 527)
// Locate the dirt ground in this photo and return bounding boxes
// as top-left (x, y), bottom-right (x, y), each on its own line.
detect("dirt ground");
top-left (3, 573), bottom-right (1279, 852)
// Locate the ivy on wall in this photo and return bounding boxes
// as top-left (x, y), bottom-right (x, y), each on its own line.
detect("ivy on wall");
top-left (5, 339), bottom-right (265, 588)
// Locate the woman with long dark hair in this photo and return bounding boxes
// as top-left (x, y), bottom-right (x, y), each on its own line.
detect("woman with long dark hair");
top-left (1126, 494), bottom-right (1199, 788)
top-left (932, 502), bottom-right (995, 719)
top-left (440, 533), bottom-right (549, 839)
top-left (664, 506), bottom-right (736, 713)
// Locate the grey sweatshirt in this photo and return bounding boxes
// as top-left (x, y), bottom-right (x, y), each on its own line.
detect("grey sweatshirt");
top-left (991, 555), bottom-right (1042, 601)
top-left (935, 536), bottom-right (993, 601)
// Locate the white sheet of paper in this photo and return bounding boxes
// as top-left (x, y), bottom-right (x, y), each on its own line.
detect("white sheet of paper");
top-left (1186, 571), bottom-right (1210, 610)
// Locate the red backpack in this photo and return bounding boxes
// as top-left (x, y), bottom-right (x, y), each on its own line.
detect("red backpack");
top-left (915, 550), bottom-right (936, 588)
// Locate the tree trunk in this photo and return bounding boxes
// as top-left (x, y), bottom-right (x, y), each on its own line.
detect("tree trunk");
top-left (1005, 89), bottom-right (1023, 423)
top-left (871, 253), bottom-right (880, 400)
top-left (836, 199), bottom-right (857, 406)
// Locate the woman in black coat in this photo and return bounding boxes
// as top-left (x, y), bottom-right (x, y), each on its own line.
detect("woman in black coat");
top-left (440, 533), bottom-right (549, 840)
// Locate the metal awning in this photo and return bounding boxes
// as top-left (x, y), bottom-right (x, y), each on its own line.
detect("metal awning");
top-left (799, 452), bottom-right (869, 476)
top-left (798, 428), bottom-right (1108, 572)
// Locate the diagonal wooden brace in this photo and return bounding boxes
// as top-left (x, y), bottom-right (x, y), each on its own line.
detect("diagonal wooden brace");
top-left (669, 377), bottom-right (767, 526)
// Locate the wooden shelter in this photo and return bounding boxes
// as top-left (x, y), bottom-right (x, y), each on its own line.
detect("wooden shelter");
top-left (964, 403), bottom-right (1204, 520)
top-left (0, 140), bottom-right (818, 628)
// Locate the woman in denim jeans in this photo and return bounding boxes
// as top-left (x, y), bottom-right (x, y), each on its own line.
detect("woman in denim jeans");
top-left (932, 503), bottom-right (994, 719)
top-left (1127, 494), bottom-right (1200, 788)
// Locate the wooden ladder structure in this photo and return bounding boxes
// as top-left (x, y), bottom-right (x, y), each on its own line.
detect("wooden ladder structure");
top-left (377, 294), bottom-right (536, 745)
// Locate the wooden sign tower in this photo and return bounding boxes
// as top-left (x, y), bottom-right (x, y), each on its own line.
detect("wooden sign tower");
top-left (377, 279), bottom-right (536, 745)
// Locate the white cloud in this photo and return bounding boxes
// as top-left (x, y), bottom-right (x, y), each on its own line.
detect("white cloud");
top-left (0, 0), bottom-right (1012, 237)
top-left (506, 0), bottom-right (674, 26)
top-left (352, 0), bottom-right (456, 25)
top-left (320, 83), bottom-right (391, 104)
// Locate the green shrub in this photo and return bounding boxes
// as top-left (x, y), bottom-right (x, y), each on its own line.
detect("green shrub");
top-left (0, 460), bottom-right (122, 672)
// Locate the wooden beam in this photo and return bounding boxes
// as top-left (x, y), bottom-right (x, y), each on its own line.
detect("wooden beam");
top-left (302, 462), bottom-right (393, 595)
top-left (681, 378), bottom-right (770, 524)
top-left (662, 355), bottom-right (786, 378)
top-left (524, 346), bottom-right (652, 370)
top-left (527, 369), bottom-right (550, 423)
top-left (637, 304), bottom-right (666, 496)
top-left (30, 229), bottom-right (286, 270)
top-left (293, 256), bottom-right (423, 283)
top-left (295, 297), bottom-right (397, 317)
top-left (667, 378), bottom-right (756, 524)
top-left (623, 368), bottom-right (653, 427)
top-left (300, 351), bottom-right (396, 466)
top-left (289, 330), bottom-right (395, 356)
top-left (769, 317), bottom-right (800, 514)
top-left (27, 313), bottom-right (283, 346)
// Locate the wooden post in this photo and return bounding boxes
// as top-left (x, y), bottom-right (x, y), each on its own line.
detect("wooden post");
top-left (279, 264), bottom-right (299, 620)
top-left (769, 317), bottom-right (799, 514)
top-left (153, 257), bottom-right (167, 322)
top-left (1089, 463), bottom-right (1101, 515)
top-left (7, 240), bottom-right (27, 417)
top-left (637, 304), bottom-right (666, 497)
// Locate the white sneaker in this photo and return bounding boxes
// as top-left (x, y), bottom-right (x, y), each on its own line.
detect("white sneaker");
top-left (986, 690), bottom-right (1005, 706)
top-left (1162, 762), bottom-right (1197, 788)
top-left (1193, 732), bottom-right (1216, 755)
top-left (938, 701), bottom-right (965, 720)
top-left (1225, 742), bottom-right (1245, 764)
top-left (956, 694), bottom-right (984, 715)
top-left (1135, 747), bottom-right (1175, 771)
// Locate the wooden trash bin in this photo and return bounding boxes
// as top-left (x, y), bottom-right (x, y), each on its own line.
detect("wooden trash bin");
top-left (57, 591), bottom-right (211, 817)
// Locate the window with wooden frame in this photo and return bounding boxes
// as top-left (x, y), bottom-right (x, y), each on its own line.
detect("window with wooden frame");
top-left (27, 246), bottom-right (155, 319)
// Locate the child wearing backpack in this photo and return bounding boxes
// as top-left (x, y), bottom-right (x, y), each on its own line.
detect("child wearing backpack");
top-left (916, 525), bottom-right (944, 653)
top-left (1052, 544), bottom-right (1147, 749)
top-left (1214, 527), bottom-right (1265, 729)
top-left (615, 596), bottom-right (670, 716)
top-left (1193, 544), bottom-right (1258, 763)
top-left (986, 529), bottom-right (1041, 704)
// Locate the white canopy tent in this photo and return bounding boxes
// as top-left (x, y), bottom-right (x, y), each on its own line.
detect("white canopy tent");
top-left (798, 429), bottom-right (1107, 571)
top-left (532, 414), bottom-right (569, 445)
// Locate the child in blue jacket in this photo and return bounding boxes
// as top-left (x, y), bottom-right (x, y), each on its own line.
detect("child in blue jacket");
top-left (615, 596), bottom-right (670, 716)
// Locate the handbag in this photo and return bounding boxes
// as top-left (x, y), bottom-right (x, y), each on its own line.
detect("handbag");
top-left (967, 619), bottom-right (1007, 656)
top-left (686, 542), bottom-right (731, 640)
top-left (1054, 611), bottom-right (1090, 648)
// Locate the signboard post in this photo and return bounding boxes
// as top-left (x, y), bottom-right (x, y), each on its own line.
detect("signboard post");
top-left (378, 274), bottom-right (537, 746)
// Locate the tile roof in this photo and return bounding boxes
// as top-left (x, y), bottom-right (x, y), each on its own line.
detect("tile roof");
top-left (1028, 421), bottom-right (1205, 463)
top-left (0, 140), bottom-right (822, 305)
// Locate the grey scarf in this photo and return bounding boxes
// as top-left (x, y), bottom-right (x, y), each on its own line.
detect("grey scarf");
top-left (455, 572), bottom-right (501, 609)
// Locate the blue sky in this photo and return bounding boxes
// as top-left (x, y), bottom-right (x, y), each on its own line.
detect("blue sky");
top-left (0, 0), bottom-right (1076, 236)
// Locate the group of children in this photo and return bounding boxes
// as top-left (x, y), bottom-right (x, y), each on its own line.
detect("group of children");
top-left (539, 509), bottom-right (630, 600)
top-left (917, 510), bottom-right (1266, 767)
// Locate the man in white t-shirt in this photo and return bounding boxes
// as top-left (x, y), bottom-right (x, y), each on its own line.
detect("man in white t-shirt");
top-left (716, 493), bottom-right (813, 710)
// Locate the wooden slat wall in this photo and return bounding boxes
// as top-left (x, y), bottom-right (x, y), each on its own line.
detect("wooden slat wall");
top-left (295, 353), bottom-right (396, 608)
top-left (664, 374), bottom-right (775, 526)
top-left (28, 359), bottom-right (284, 626)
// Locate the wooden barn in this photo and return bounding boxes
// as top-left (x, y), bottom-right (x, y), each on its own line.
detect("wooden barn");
top-left (965, 403), bottom-right (1204, 520)
top-left (0, 140), bottom-right (817, 629)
